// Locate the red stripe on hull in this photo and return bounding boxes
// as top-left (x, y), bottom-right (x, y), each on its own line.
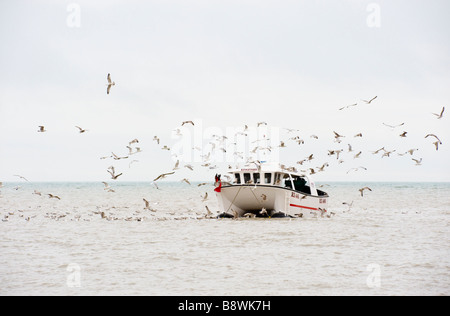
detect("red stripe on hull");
top-left (289, 204), bottom-right (318, 211)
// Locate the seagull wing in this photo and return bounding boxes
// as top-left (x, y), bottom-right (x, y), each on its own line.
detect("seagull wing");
top-left (107, 73), bottom-right (112, 84)
top-left (425, 134), bottom-right (442, 143)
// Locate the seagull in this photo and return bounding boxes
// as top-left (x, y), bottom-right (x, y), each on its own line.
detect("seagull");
top-left (257, 122), bottom-right (268, 127)
top-left (383, 123), bottom-right (405, 130)
top-left (129, 139), bottom-right (139, 145)
top-left (405, 148), bottom-right (419, 155)
top-left (48, 193), bottom-right (61, 200)
top-left (111, 152), bottom-right (128, 160)
top-left (201, 192), bottom-right (208, 202)
top-left (107, 166), bottom-right (123, 180)
top-left (432, 107), bottom-right (445, 119)
top-left (243, 212), bottom-right (256, 218)
top-left (37, 126), bottom-right (47, 133)
top-left (259, 208), bottom-right (268, 217)
top-left (151, 181), bottom-right (160, 190)
top-left (412, 158), bottom-right (422, 166)
top-left (181, 178), bottom-right (191, 185)
top-left (153, 136), bottom-right (160, 144)
top-left (432, 141), bottom-right (441, 151)
top-left (204, 205), bottom-right (213, 218)
top-left (153, 172), bottom-right (175, 182)
top-left (371, 147), bottom-right (385, 154)
top-left (381, 149), bottom-right (396, 158)
top-left (184, 164), bottom-right (194, 171)
top-left (33, 190), bottom-right (42, 196)
top-left (346, 166), bottom-right (367, 174)
top-left (102, 182), bottom-right (115, 192)
top-left (383, 122), bottom-right (405, 129)
top-left (143, 198), bottom-right (156, 212)
top-left (106, 73), bottom-right (115, 95)
top-left (342, 201), bottom-right (354, 212)
top-left (362, 96), bottom-right (377, 104)
top-left (14, 175), bottom-right (29, 182)
top-left (317, 163), bottom-right (329, 172)
top-left (333, 131), bottom-right (345, 143)
top-left (339, 103), bottom-right (358, 110)
top-left (399, 131), bottom-right (408, 138)
top-left (181, 121), bottom-right (194, 126)
top-left (75, 126), bottom-right (88, 133)
top-left (353, 151), bottom-right (362, 159)
top-left (425, 134), bottom-right (442, 144)
top-left (358, 187), bottom-right (372, 197)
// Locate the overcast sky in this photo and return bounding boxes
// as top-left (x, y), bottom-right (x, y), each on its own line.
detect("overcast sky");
top-left (0, 0), bottom-right (449, 182)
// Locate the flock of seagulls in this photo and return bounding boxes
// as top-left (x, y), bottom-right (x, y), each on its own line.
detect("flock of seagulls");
top-left (1, 74), bottom-right (447, 221)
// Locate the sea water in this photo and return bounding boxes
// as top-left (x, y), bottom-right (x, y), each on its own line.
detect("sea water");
top-left (0, 181), bottom-right (449, 295)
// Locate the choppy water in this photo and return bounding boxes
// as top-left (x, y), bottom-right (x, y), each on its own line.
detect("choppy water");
top-left (0, 181), bottom-right (449, 295)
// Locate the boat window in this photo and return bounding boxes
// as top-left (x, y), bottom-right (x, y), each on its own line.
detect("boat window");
top-left (254, 173), bottom-right (261, 184)
top-left (264, 173), bottom-right (272, 184)
top-left (283, 174), bottom-right (293, 189)
top-left (234, 173), bottom-right (241, 184)
top-left (292, 176), bottom-right (311, 194)
top-left (243, 173), bottom-right (252, 184)
top-left (274, 173), bottom-right (282, 186)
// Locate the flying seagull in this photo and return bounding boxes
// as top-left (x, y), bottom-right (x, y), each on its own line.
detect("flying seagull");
top-left (358, 187), bottom-right (372, 197)
top-left (129, 139), bottom-right (139, 145)
top-left (37, 126), bottom-right (46, 133)
top-left (107, 166), bottom-right (123, 180)
top-left (181, 121), bottom-right (194, 126)
top-left (362, 96), bottom-right (377, 104)
top-left (425, 134), bottom-right (442, 150)
top-left (338, 103), bottom-right (358, 111)
top-left (383, 122), bottom-right (405, 129)
top-left (153, 172), bottom-right (175, 182)
top-left (106, 73), bottom-right (115, 94)
top-left (48, 193), bottom-right (61, 200)
top-left (432, 107), bottom-right (445, 119)
top-left (75, 126), bottom-right (88, 133)
top-left (14, 175), bottom-right (29, 182)
top-left (412, 158), bottom-right (422, 166)
top-left (143, 198), bottom-right (156, 212)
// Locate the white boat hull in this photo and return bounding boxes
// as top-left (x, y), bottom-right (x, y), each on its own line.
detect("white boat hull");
top-left (216, 185), bottom-right (328, 218)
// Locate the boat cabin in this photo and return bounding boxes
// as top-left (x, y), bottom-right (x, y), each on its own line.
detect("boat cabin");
top-left (229, 166), bottom-right (328, 197)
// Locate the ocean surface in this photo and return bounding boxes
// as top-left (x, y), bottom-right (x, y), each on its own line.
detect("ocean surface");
top-left (0, 181), bottom-right (449, 296)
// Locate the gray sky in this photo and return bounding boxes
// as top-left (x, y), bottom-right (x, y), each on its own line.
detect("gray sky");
top-left (0, 0), bottom-right (449, 182)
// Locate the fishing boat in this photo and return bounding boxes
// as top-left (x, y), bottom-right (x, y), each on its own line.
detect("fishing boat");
top-left (215, 162), bottom-right (329, 218)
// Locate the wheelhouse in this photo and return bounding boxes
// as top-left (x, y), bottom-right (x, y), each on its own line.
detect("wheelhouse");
top-left (230, 169), bottom-right (327, 197)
